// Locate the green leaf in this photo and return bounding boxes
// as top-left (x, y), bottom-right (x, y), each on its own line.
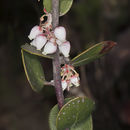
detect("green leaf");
top-left (49, 99), bottom-right (93, 130)
top-left (21, 49), bottom-right (45, 92)
top-left (71, 41), bottom-right (116, 67)
top-left (56, 97), bottom-right (95, 130)
top-left (21, 43), bottom-right (53, 59)
top-left (49, 102), bottom-right (59, 130)
top-left (49, 98), bottom-right (73, 130)
top-left (43, 0), bottom-right (73, 16)
top-left (71, 115), bottom-right (93, 130)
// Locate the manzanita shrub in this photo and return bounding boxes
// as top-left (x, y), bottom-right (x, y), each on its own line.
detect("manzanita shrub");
top-left (21, 0), bottom-right (116, 129)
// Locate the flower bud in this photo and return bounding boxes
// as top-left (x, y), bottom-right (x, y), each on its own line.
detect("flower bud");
top-left (44, 13), bottom-right (52, 29)
top-left (35, 34), bottom-right (47, 50)
top-left (42, 41), bottom-right (57, 55)
top-left (61, 80), bottom-right (67, 91)
top-left (70, 75), bottom-right (80, 87)
top-left (28, 25), bottom-right (43, 40)
top-left (59, 41), bottom-right (71, 57)
top-left (54, 26), bottom-right (66, 42)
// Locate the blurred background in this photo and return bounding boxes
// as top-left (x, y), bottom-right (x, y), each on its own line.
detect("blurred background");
top-left (0, 0), bottom-right (130, 129)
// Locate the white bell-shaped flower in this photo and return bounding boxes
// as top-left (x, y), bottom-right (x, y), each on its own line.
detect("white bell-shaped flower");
top-left (28, 25), bottom-right (43, 40)
top-left (42, 41), bottom-right (57, 55)
top-left (70, 75), bottom-right (80, 87)
top-left (59, 41), bottom-right (71, 57)
top-left (61, 80), bottom-right (67, 91)
top-left (54, 26), bottom-right (66, 42)
top-left (35, 34), bottom-right (47, 50)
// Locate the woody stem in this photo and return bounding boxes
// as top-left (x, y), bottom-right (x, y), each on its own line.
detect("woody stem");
top-left (52, 0), bottom-right (64, 109)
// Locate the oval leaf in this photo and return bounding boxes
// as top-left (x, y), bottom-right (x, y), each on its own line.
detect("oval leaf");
top-left (49, 98), bottom-right (73, 130)
top-left (56, 97), bottom-right (95, 130)
top-left (71, 41), bottom-right (116, 67)
top-left (21, 43), bottom-right (53, 59)
top-left (49, 102), bottom-right (59, 130)
top-left (21, 49), bottom-right (45, 92)
top-left (43, 0), bottom-right (73, 16)
top-left (49, 101), bottom-right (93, 130)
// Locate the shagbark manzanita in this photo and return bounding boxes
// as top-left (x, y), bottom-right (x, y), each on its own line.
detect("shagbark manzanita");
top-left (21, 0), bottom-right (116, 129)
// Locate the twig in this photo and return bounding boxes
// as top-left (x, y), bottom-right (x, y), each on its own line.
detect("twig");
top-left (52, 0), bottom-right (64, 109)
top-left (44, 81), bottom-right (54, 86)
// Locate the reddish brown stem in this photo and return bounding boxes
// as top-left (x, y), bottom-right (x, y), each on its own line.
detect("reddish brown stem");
top-left (52, 0), bottom-right (64, 109)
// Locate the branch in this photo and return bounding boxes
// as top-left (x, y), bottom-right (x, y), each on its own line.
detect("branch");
top-left (52, 0), bottom-right (59, 28)
top-left (44, 81), bottom-right (54, 86)
top-left (52, 0), bottom-right (64, 109)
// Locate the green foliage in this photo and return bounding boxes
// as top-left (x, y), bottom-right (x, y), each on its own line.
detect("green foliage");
top-left (70, 116), bottom-right (93, 130)
top-left (49, 98), bottom-right (73, 130)
top-left (21, 49), bottom-right (45, 92)
top-left (71, 41), bottom-right (116, 67)
top-left (21, 43), bottom-right (53, 59)
top-left (49, 102), bottom-right (59, 130)
top-left (43, 0), bottom-right (73, 16)
top-left (49, 97), bottom-right (94, 130)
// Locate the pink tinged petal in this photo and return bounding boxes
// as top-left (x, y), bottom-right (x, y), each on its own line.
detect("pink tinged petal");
top-left (42, 41), bottom-right (57, 55)
top-left (54, 26), bottom-right (66, 42)
top-left (28, 25), bottom-right (43, 40)
top-left (35, 35), bottom-right (47, 50)
top-left (61, 80), bottom-right (67, 91)
top-left (59, 41), bottom-right (71, 57)
top-left (70, 76), bottom-right (80, 87)
top-left (66, 79), bottom-right (72, 88)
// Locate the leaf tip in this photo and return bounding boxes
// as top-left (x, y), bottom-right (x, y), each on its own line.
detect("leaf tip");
top-left (100, 41), bottom-right (117, 54)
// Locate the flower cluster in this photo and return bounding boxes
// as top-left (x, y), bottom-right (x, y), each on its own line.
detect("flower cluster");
top-left (28, 10), bottom-right (80, 91)
top-left (61, 64), bottom-right (80, 91)
top-left (28, 12), bottom-right (71, 57)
